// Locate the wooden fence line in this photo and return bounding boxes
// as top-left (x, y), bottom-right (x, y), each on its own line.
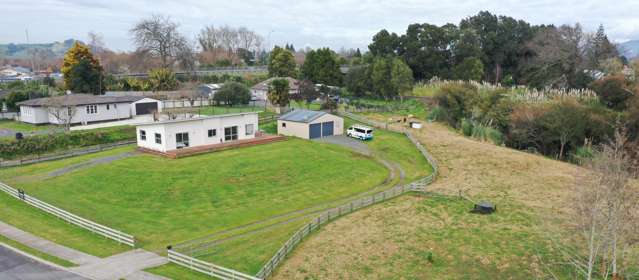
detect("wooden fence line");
top-left (168, 110), bottom-right (439, 279)
top-left (168, 250), bottom-right (260, 280)
top-left (0, 140), bottom-right (136, 168)
top-left (253, 111), bottom-right (439, 279)
top-left (0, 181), bottom-right (135, 246)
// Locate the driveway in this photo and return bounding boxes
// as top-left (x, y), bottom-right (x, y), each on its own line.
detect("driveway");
top-left (0, 245), bottom-right (87, 280)
top-left (313, 135), bottom-right (371, 156)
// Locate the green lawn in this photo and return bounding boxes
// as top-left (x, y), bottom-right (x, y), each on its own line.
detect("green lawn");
top-left (1, 138), bottom-right (388, 252)
top-left (0, 120), bottom-right (56, 138)
top-left (0, 234), bottom-right (76, 267)
top-left (197, 105), bottom-right (275, 118)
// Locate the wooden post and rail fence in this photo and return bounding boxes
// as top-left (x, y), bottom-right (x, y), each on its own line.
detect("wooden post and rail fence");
top-left (167, 110), bottom-right (439, 280)
top-left (0, 181), bottom-right (135, 246)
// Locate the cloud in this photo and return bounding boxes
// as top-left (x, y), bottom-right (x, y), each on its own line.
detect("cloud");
top-left (1, 0), bottom-right (638, 51)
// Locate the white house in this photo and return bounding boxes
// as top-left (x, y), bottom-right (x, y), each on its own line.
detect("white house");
top-left (250, 77), bottom-right (300, 101)
top-left (17, 94), bottom-right (162, 125)
top-left (136, 112), bottom-right (258, 153)
top-left (277, 109), bottom-right (343, 139)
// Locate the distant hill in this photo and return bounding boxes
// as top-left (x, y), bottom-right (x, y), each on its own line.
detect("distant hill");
top-left (0, 39), bottom-right (82, 59)
top-left (619, 40), bottom-right (639, 59)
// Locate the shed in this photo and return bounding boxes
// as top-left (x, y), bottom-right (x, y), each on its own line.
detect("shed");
top-left (277, 109), bottom-right (343, 139)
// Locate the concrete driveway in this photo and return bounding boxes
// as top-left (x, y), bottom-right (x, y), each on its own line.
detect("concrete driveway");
top-left (313, 135), bottom-right (371, 156)
top-left (0, 245), bottom-right (87, 280)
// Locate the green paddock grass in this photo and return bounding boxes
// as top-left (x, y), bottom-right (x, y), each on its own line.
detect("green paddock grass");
top-left (0, 138), bottom-right (388, 253)
top-left (0, 119), bottom-right (55, 132)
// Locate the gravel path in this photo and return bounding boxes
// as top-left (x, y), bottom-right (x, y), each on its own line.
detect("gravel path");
top-left (314, 135), bottom-right (372, 156)
top-left (47, 152), bottom-right (137, 178)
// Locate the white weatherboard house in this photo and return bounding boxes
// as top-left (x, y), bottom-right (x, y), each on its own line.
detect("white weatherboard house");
top-left (17, 94), bottom-right (162, 125)
top-left (277, 109), bottom-right (343, 139)
top-left (136, 112), bottom-right (259, 153)
top-left (250, 77), bottom-right (300, 101)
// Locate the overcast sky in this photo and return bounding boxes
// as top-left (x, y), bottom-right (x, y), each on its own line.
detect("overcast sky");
top-left (2, 0), bottom-right (639, 52)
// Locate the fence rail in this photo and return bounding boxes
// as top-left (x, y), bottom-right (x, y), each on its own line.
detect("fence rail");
top-left (0, 181), bottom-right (135, 246)
top-left (168, 110), bottom-right (439, 279)
top-left (168, 250), bottom-right (260, 280)
top-left (253, 110), bottom-right (439, 279)
top-left (0, 140), bottom-right (136, 168)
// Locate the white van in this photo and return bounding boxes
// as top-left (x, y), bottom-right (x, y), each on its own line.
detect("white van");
top-left (346, 124), bottom-right (373, 140)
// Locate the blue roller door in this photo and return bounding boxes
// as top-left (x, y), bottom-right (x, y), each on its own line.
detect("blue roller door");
top-left (309, 123), bottom-right (322, 139)
top-left (322, 122), bottom-right (334, 137)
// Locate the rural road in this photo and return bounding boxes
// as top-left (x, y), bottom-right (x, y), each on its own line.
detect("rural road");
top-left (0, 245), bottom-right (87, 280)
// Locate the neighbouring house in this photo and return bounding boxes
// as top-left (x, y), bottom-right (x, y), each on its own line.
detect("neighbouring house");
top-left (250, 77), bottom-right (300, 101)
top-left (17, 94), bottom-right (162, 125)
top-left (277, 109), bottom-right (343, 139)
top-left (135, 112), bottom-right (258, 152)
top-left (197, 84), bottom-right (223, 98)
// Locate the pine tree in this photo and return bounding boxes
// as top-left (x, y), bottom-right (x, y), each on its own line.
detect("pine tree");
top-left (61, 42), bottom-right (104, 94)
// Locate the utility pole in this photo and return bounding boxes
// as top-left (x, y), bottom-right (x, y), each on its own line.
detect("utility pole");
top-left (25, 29), bottom-right (35, 72)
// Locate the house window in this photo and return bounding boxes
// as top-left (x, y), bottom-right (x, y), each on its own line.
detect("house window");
top-left (106, 104), bottom-right (110, 110)
top-left (208, 129), bottom-right (216, 137)
top-left (245, 124), bottom-right (254, 135)
top-left (224, 126), bottom-right (238, 141)
top-left (155, 133), bottom-right (162, 144)
top-left (282, 122), bottom-right (286, 128)
top-left (86, 105), bottom-right (97, 114)
top-left (140, 130), bottom-right (146, 141)
top-left (176, 132), bottom-right (189, 149)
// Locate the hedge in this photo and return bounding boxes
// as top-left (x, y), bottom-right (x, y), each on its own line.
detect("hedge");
top-left (0, 126), bottom-right (136, 160)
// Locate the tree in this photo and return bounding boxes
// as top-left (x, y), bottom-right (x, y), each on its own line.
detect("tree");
top-left (453, 57), bottom-right (484, 81)
top-left (390, 57), bottom-right (414, 100)
top-left (130, 15), bottom-right (189, 68)
top-left (368, 29), bottom-right (399, 57)
top-left (588, 24), bottom-right (619, 70)
top-left (397, 23), bottom-right (457, 80)
top-left (540, 99), bottom-right (587, 159)
top-left (344, 65), bottom-right (371, 97)
top-left (371, 57), bottom-right (395, 99)
top-left (572, 128), bottom-right (638, 280)
top-left (460, 11), bottom-right (534, 83)
top-left (300, 48), bottom-right (342, 85)
top-left (267, 78), bottom-right (290, 108)
top-left (148, 68), bottom-right (178, 91)
top-left (45, 98), bottom-right (77, 131)
top-left (61, 42), bottom-right (104, 94)
top-left (296, 80), bottom-right (320, 108)
top-left (213, 82), bottom-right (251, 106)
top-left (590, 75), bottom-right (634, 111)
top-left (268, 46), bottom-right (297, 77)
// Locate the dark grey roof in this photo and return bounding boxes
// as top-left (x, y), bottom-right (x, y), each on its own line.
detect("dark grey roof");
top-left (16, 94), bottom-right (146, 107)
top-left (278, 109), bottom-right (326, 123)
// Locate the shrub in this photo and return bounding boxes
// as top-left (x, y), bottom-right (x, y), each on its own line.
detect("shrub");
top-left (589, 75), bottom-right (633, 111)
top-left (0, 126), bottom-right (135, 160)
top-left (571, 146), bottom-right (594, 164)
top-left (486, 127), bottom-right (504, 145)
top-left (461, 118), bottom-right (474, 136)
top-left (427, 106), bottom-right (448, 121)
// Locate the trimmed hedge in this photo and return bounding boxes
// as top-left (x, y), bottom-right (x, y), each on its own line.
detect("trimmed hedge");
top-left (0, 126), bottom-right (136, 160)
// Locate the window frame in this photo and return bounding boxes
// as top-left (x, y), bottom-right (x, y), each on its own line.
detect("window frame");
top-left (208, 129), bottom-right (217, 138)
top-left (155, 133), bottom-right (162, 144)
top-left (245, 124), bottom-right (254, 135)
top-left (176, 132), bottom-right (189, 149)
top-left (139, 130), bottom-right (146, 141)
top-left (224, 126), bottom-right (238, 141)
top-left (86, 104), bottom-right (98, 114)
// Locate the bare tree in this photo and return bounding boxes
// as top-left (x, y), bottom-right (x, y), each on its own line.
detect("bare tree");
top-left (46, 99), bottom-right (77, 131)
top-left (130, 15), bottom-right (188, 68)
top-left (572, 128), bottom-right (639, 280)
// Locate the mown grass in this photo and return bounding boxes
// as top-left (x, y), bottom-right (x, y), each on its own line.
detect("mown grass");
top-left (0, 234), bottom-right (76, 267)
top-left (0, 119), bottom-right (55, 132)
top-left (0, 190), bottom-right (130, 257)
top-left (1, 138), bottom-right (388, 252)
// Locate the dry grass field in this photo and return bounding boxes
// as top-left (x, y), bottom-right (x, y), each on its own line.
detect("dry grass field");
top-left (273, 119), bottom-right (588, 279)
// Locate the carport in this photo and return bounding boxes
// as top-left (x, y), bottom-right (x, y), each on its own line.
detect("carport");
top-left (277, 109), bottom-right (343, 140)
top-left (131, 98), bottom-right (162, 115)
